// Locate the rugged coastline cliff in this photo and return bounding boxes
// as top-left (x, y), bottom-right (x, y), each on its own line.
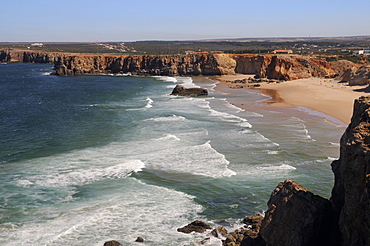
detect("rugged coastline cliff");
top-left (50, 53), bottom-right (352, 81)
top-left (0, 49), bottom-right (60, 64)
top-left (0, 49), bottom-right (355, 81)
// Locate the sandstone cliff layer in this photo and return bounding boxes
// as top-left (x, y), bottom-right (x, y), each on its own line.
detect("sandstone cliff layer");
top-left (50, 53), bottom-right (351, 81)
top-left (1, 49), bottom-right (354, 81)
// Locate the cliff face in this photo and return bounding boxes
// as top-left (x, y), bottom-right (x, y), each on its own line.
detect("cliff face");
top-left (52, 53), bottom-right (353, 80)
top-left (330, 96), bottom-right (370, 246)
top-left (51, 53), bottom-right (237, 76)
top-left (0, 50), bottom-right (60, 64)
top-left (0, 49), bottom-right (358, 81)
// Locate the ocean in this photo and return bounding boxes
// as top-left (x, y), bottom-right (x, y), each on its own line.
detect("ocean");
top-left (0, 63), bottom-right (346, 245)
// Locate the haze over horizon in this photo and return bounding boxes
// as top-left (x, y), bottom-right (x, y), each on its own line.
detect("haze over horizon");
top-left (2, 0), bottom-right (370, 42)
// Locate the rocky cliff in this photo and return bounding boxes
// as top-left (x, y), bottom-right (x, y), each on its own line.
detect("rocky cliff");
top-left (330, 96), bottom-right (370, 246)
top-left (0, 49), bottom-right (355, 81)
top-left (51, 53), bottom-right (237, 76)
top-left (0, 49), bottom-right (60, 64)
top-left (51, 53), bottom-right (349, 80)
top-left (232, 54), bottom-right (337, 80)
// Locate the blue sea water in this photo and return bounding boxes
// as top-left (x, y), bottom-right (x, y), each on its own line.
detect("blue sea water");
top-left (0, 64), bottom-right (346, 245)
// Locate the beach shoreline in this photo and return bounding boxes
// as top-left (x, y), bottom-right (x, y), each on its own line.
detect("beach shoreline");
top-left (213, 74), bottom-right (369, 124)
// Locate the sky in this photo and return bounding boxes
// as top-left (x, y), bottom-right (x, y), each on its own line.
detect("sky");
top-left (2, 0), bottom-right (370, 42)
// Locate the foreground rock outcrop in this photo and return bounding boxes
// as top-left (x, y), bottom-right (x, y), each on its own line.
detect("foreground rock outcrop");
top-left (260, 180), bottom-right (341, 246)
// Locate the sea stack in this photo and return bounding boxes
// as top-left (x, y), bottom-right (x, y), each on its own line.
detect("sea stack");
top-left (170, 84), bottom-right (208, 97)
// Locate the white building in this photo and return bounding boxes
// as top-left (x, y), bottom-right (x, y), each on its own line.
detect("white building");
top-left (356, 50), bottom-right (370, 55)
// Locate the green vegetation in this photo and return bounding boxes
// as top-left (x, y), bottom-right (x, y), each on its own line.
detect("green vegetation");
top-left (0, 36), bottom-right (369, 61)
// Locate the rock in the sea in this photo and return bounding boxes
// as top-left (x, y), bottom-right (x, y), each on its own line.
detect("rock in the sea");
top-left (219, 214), bottom-right (265, 246)
top-left (103, 240), bottom-right (122, 246)
top-left (177, 220), bottom-right (212, 234)
top-left (135, 237), bottom-right (144, 242)
top-left (260, 179), bottom-right (341, 246)
top-left (171, 84), bottom-right (208, 97)
top-left (211, 226), bottom-right (228, 239)
top-left (330, 96), bottom-right (370, 246)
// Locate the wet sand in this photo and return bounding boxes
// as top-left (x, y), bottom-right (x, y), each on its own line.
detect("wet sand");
top-left (214, 75), bottom-right (369, 124)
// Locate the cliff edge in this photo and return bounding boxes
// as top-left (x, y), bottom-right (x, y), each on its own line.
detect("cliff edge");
top-left (330, 96), bottom-right (370, 246)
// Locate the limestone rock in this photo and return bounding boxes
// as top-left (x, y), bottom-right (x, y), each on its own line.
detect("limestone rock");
top-left (177, 220), bottom-right (212, 234)
top-left (171, 84), bottom-right (208, 97)
top-left (330, 96), bottom-right (370, 246)
top-left (260, 179), bottom-right (341, 246)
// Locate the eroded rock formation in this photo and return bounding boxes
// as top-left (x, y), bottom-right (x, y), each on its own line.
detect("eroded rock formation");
top-left (330, 96), bottom-right (370, 246)
top-left (260, 179), bottom-right (341, 246)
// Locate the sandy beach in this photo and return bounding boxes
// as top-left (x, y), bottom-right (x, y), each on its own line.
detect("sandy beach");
top-left (215, 75), bottom-right (369, 124)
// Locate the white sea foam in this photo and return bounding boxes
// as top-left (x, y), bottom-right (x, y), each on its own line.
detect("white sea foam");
top-left (330, 142), bottom-right (340, 147)
top-left (4, 178), bottom-right (204, 246)
top-left (177, 77), bottom-right (198, 88)
top-left (145, 97), bottom-right (153, 108)
top-left (267, 150), bottom-right (280, 155)
top-left (220, 99), bottom-right (245, 113)
top-left (209, 109), bottom-right (252, 128)
top-left (245, 111), bottom-right (264, 118)
top-left (316, 157), bottom-right (338, 163)
top-left (140, 141), bottom-right (236, 178)
top-left (153, 76), bottom-right (178, 83)
top-left (156, 134), bottom-right (181, 141)
top-left (239, 164), bottom-right (296, 176)
top-left (15, 160), bottom-right (145, 188)
top-left (144, 115), bottom-right (186, 122)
